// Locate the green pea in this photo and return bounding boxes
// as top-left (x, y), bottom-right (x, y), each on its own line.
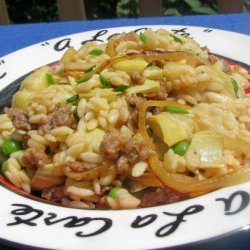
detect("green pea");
top-left (148, 65), bottom-right (161, 70)
top-left (1, 160), bottom-right (8, 174)
top-left (2, 139), bottom-right (22, 156)
top-left (171, 141), bottom-right (190, 156)
top-left (88, 49), bottom-right (103, 56)
top-left (108, 187), bottom-right (120, 199)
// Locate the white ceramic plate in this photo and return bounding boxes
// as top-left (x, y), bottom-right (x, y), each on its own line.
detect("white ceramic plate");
top-left (0, 25), bottom-right (249, 250)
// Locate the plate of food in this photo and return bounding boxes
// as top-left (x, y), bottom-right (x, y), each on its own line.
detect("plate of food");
top-left (0, 25), bottom-right (249, 250)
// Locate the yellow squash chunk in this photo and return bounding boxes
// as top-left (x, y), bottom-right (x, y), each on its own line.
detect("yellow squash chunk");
top-left (126, 79), bottom-right (160, 95)
top-left (21, 66), bottom-right (51, 92)
top-left (185, 133), bottom-right (224, 170)
top-left (148, 113), bottom-right (187, 147)
top-left (112, 58), bottom-right (148, 74)
top-left (12, 90), bottom-right (32, 110)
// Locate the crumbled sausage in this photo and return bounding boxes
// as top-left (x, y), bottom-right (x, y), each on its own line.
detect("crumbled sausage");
top-left (4, 107), bottom-right (31, 131)
top-left (131, 71), bottom-right (144, 84)
top-left (42, 185), bottom-right (65, 202)
top-left (22, 147), bottom-right (51, 168)
top-left (64, 161), bottom-right (97, 173)
top-left (38, 103), bottom-right (73, 133)
top-left (140, 188), bottom-right (187, 207)
top-left (100, 129), bottom-right (153, 173)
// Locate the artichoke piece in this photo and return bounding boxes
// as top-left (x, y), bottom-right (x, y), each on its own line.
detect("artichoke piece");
top-left (125, 79), bottom-right (160, 95)
top-left (185, 132), bottom-right (224, 170)
top-left (12, 91), bottom-right (32, 110)
top-left (112, 58), bottom-right (148, 74)
top-left (21, 66), bottom-right (51, 92)
top-left (148, 113), bottom-right (187, 147)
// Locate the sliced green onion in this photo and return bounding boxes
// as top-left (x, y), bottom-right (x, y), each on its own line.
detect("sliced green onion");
top-left (171, 141), bottom-right (190, 156)
top-left (66, 95), bottom-right (79, 105)
top-left (166, 105), bottom-right (189, 114)
top-left (170, 34), bottom-right (183, 44)
top-left (76, 76), bottom-right (90, 84)
top-left (99, 74), bottom-right (111, 88)
top-left (139, 32), bottom-right (147, 43)
top-left (108, 187), bottom-right (120, 199)
top-left (73, 111), bottom-right (80, 121)
top-left (46, 73), bottom-right (54, 85)
top-left (148, 65), bottom-right (161, 70)
top-left (2, 139), bottom-right (22, 156)
top-left (114, 85), bottom-right (129, 92)
top-left (88, 49), bottom-right (104, 56)
top-left (84, 65), bottom-right (96, 73)
top-left (1, 160), bottom-right (8, 174)
top-left (231, 77), bottom-right (238, 97)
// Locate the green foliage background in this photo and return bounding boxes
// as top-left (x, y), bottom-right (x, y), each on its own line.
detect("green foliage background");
top-left (6, 0), bottom-right (250, 24)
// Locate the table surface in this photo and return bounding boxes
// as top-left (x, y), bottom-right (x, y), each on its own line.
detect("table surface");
top-left (0, 12), bottom-right (250, 250)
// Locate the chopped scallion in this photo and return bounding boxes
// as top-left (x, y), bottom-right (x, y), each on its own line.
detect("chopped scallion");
top-left (170, 34), bottom-right (183, 43)
top-left (84, 65), bottom-right (96, 73)
top-left (114, 85), bottom-right (129, 92)
top-left (99, 74), bottom-right (111, 88)
top-left (76, 76), bottom-right (90, 84)
top-left (231, 77), bottom-right (238, 97)
top-left (46, 73), bottom-right (54, 85)
top-left (66, 95), bottom-right (79, 105)
top-left (73, 111), bottom-right (80, 121)
top-left (166, 105), bottom-right (189, 114)
top-left (88, 49), bottom-right (103, 56)
top-left (139, 32), bottom-right (147, 43)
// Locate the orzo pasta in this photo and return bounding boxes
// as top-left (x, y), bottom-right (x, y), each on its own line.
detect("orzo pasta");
top-left (1, 28), bottom-right (250, 209)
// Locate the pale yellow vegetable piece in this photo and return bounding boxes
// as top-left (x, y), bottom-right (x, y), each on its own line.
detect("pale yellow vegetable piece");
top-left (125, 79), bottom-right (160, 95)
top-left (60, 47), bottom-right (77, 63)
top-left (80, 88), bottom-right (119, 102)
top-left (148, 113), bottom-right (187, 147)
top-left (112, 58), bottom-right (148, 74)
top-left (210, 65), bottom-right (236, 98)
top-left (12, 91), bottom-right (32, 110)
top-left (21, 66), bottom-right (51, 92)
top-left (185, 133), bottom-right (224, 170)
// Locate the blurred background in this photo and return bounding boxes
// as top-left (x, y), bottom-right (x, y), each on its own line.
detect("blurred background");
top-left (4, 0), bottom-right (250, 24)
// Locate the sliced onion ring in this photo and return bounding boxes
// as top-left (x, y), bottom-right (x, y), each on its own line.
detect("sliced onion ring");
top-left (138, 100), bottom-right (250, 194)
top-left (149, 155), bottom-right (250, 194)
